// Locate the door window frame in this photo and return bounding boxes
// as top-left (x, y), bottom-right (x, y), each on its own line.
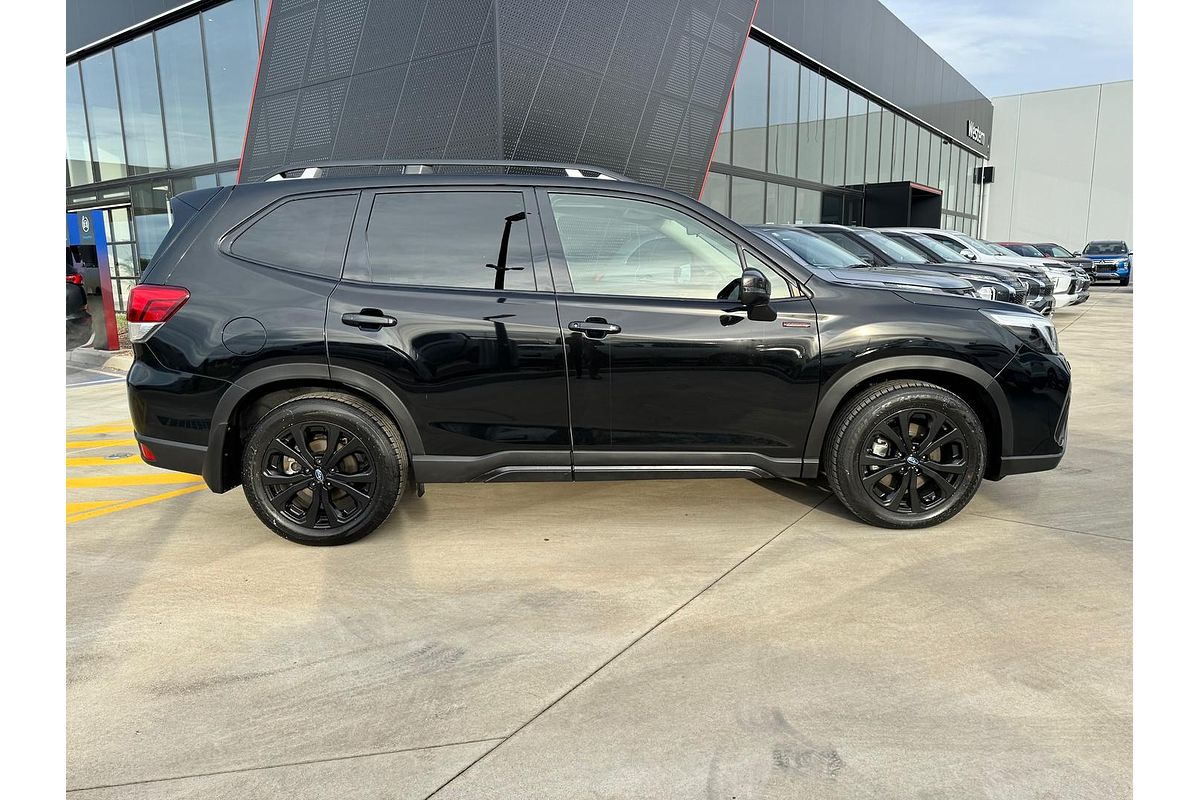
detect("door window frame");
top-left (342, 185), bottom-right (554, 293)
top-left (534, 187), bottom-right (807, 302)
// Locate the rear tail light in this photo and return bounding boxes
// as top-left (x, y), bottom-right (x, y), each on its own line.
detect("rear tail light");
top-left (67, 273), bottom-right (83, 285)
top-left (126, 284), bottom-right (189, 343)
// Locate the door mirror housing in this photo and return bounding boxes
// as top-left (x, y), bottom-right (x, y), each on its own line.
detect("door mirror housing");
top-left (960, 248), bottom-right (977, 261)
top-left (739, 268), bottom-right (771, 307)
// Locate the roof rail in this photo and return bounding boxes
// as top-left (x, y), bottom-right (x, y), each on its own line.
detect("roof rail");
top-left (262, 159), bottom-right (632, 183)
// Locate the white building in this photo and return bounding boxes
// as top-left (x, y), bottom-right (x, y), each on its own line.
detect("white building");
top-left (984, 80), bottom-right (1131, 251)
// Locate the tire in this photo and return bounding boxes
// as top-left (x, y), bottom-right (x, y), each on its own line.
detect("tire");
top-left (241, 392), bottom-right (406, 545)
top-left (824, 380), bottom-right (987, 529)
top-left (1119, 276), bottom-right (1129, 286)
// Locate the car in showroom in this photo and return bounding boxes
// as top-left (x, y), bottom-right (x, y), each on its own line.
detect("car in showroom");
top-left (124, 161), bottom-right (1071, 545)
top-left (894, 228), bottom-right (1085, 308)
top-left (879, 229), bottom-right (1055, 315)
top-left (796, 224), bottom-right (1031, 308)
top-left (66, 260), bottom-right (93, 350)
top-left (1081, 240), bottom-right (1132, 285)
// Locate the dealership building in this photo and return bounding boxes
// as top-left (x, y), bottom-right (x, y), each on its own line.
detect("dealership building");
top-left (67, 0), bottom-right (993, 322)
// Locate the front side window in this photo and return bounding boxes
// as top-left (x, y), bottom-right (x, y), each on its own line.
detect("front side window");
top-left (365, 191), bottom-right (535, 290)
top-left (232, 194), bottom-right (357, 278)
top-left (548, 194), bottom-right (743, 300)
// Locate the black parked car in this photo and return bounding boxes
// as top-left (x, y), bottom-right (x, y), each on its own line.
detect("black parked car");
top-left (66, 259), bottom-right (92, 350)
top-left (1028, 242), bottom-right (1096, 277)
top-left (126, 161), bottom-right (1070, 545)
top-left (883, 230), bottom-right (1058, 315)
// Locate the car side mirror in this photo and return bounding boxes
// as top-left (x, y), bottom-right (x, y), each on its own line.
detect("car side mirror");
top-left (1126, 251), bottom-right (1132, 256)
top-left (960, 248), bottom-right (977, 261)
top-left (740, 267), bottom-right (771, 307)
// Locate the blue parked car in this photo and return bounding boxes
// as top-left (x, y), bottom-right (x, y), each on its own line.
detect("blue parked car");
top-left (1081, 240), bottom-right (1132, 286)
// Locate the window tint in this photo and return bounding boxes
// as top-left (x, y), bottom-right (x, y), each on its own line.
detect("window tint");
top-left (548, 194), bottom-right (743, 300)
top-left (233, 194), bottom-right (357, 278)
top-left (366, 191), bottom-right (535, 290)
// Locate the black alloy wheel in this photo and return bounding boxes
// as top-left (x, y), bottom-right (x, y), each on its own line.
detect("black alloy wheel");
top-left (242, 393), bottom-right (406, 545)
top-left (824, 380), bottom-right (986, 529)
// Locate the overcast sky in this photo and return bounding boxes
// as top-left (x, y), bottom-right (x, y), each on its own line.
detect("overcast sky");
top-left (878, 0), bottom-right (1133, 97)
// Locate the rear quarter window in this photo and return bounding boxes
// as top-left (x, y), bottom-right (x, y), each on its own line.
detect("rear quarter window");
top-left (230, 193), bottom-right (358, 278)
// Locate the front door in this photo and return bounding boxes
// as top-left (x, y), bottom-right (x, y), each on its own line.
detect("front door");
top-left (538, 190), bottom-right (821, 478)
top-left (327, 186), bottom-right (571, 481)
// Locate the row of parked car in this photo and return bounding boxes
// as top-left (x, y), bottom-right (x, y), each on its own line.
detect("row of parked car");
top-left (750, 225), bottom-right (1114, 318)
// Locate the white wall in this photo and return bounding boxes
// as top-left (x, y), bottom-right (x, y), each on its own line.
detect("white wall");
top-left (984, 81), bottom-right (1131, 251)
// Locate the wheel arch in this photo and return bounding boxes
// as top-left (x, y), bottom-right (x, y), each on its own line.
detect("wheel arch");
top-left (202, 364), bottom-right (423, 493)
top-left (803, 356), bottom-right (1012, 481)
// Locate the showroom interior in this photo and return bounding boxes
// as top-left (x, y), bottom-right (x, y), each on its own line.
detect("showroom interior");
top-left (66, 0), bottom-right (991, 322)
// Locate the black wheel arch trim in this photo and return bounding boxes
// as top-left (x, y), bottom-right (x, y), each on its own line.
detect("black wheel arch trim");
top-left (801, 355), bottom-right (1014, 479)
top-left (202, 363), bottom-right (425, 493)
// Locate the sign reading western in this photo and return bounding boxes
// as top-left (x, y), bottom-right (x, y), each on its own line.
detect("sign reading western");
top-left (967, 120), bottom-right (987, 146)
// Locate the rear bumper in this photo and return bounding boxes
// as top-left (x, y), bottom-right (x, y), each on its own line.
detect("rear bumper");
top-left (996, 450), bottom-right (1065, 477)
top-left (134, 433), bottom-right (206, 477)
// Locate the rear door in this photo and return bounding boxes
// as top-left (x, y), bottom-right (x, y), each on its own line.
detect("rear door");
top-left (538, 189), bottom-right (821, 478)
top-left (326, 186), bottom-right (571, 481)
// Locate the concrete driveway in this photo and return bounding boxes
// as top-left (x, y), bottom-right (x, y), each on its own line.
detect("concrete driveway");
top-left (66, 289), bottom-right (1131, 799)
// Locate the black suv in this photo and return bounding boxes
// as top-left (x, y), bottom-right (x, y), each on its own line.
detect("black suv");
top-left (127, 161), bottom-right (1070, 545)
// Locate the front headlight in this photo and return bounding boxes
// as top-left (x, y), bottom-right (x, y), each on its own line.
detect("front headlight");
top-left (976, 286), bottom-right (997, 300)
top-left (981, 309), bottom-right (1060, 354)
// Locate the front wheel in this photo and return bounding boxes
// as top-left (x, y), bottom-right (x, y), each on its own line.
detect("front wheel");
top-left (824, 380), bottom-right (987, 529)
top-left (1119, 276), bottom-right (1130, 286)
top-left (242, 393), bottom-right (406, 545)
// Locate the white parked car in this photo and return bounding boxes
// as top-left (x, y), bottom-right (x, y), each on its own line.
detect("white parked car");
top-left (888, 228), bottom-right (1086, 308)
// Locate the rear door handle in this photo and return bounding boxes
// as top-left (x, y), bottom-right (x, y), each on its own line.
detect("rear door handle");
top-left (342, 310), bottom-right (397, 330)
top-left (568, 318), bottom-right (621, 338)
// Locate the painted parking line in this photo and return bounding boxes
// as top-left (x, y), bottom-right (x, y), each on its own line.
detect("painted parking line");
top-left (67, 473), bottom-right (204, 489)
top-left (66, 438), bottom-right (138, 450)
top-left (67, 484), bottom-right (207, 525)
top-left (68, 422), bottom-right (135, 436)
top-left (66, 454), bottom-right (142, 467)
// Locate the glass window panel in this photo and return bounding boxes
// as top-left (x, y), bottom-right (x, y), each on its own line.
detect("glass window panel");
top-left (820, 191), bottom-right (844, 223)
top-left (902, 120), bottom-right (918, 181)
top-left (548, 194), bottom-right (742, 300)
top-left (80, 52), bottom-right (127, 181)
top-left (731, 40), bottom-right (768, 171)
top-left (203, 0), bottom-right (260, 162)
top-left (730, 177), bottom-right (765, 225)
top-left (797, 67), bottom-right (824, 182)
top-left (368, 192), bottom-right (534, 289)
top-left (822, 82), bottom-right (848, 187)
top-left (172, 174), bottom-right (219, 197)
top-left (892, 113), bottom-right (906, 181)
top-left (112, 244), bottom-right (139, 278)
top-left (115, 35), bottom-right (167, 177)
top-left (131, 180), bottom-right (172, 268)
top-left (865, 102), bottom-right (881, 184)
top-left (699, 171), bottom-right (730, 217)
top-left (109, 207), bottom-right (133, 242)
top-left (959, 148), bottom-right (971, 212)
top-left (972, 157), bottom-right (983, 215)
top-left (795, 187), bottom-right (821, 225)
top-left (767, 50), bottom-right (799, 177)
top-left (66, 65), bottom-right (93, 186)
top-left (235, 194), bottom-right (358, 279)
top-left (946, 147), bottom-right (959, 210)
top-left (878, 109), bottom-right (894, 183)
top-left (257, 0), bottom-right (271, 37)
top-left (218, 169), bottom-right (239, 186)
top-left (938, 140), bottom-right (951, 193)
top-left (845, 92), bottom-right (868, 187)
top-left (714, 102), bottom-right (731, 164)
top-left (157, 16), bottom-right (214, 167)
top-left (766, 183), bottom-right (796, 224)
top-left (915, 127), bottom-right (929, 185)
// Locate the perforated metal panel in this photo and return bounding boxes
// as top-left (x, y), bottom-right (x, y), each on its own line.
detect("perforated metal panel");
top-left (239, 0), bottom-right (758, 197)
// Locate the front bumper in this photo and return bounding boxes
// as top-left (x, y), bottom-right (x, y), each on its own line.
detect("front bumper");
top-left (989, 350), bottom-right (1071, 480)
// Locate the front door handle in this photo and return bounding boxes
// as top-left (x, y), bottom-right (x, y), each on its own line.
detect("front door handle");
top-left (342, 309), bottom-right (397, 330)
top-left (568, 318), bottom-right (621, 338)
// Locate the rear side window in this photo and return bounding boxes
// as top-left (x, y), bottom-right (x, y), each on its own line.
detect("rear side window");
top-left (365, 191), bottom-right (535, 291)
top-left (231, 193), bottom-right (357, 278)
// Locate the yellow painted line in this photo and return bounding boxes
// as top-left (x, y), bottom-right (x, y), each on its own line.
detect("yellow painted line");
top-left (68, 473), bottom-right (204, 489)
top-left (67, 484), bottom-right (208, 525)
top-left (67, 454), bottom-right (142, 467)
top-left (66, 499), bottom-right (125, 515)
top-left (66, 438), bottom-right (137, 450)
top-left (67, 422), bottom-right (134, 436)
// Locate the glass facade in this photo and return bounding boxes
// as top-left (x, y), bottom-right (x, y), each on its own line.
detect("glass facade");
top-left (65, 0), bottom-right (269, 294)
top-left (702, 37), bottom-right (986, 235)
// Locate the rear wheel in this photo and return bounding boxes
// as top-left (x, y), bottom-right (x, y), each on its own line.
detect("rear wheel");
top-left (242, 393), bottom-right (406, 545)
top-left (824, 380), bottom-right (987, 529)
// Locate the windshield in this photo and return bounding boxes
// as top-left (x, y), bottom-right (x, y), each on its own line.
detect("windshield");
top-left (1004, 243), bottom-right (1042, 257)
top-left (1039, 244), bottom-right (1073, 258)
top-left (1083, 241), bottom-right (1128, 255)
top-left (957, 234), bottom-right (1011, 257)
top-left (757, 228), bottom-right (864, 269)
top-left (907, 233), bottom-right (969, 263)
top-left (858, 229), bottom-right (930, 263)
